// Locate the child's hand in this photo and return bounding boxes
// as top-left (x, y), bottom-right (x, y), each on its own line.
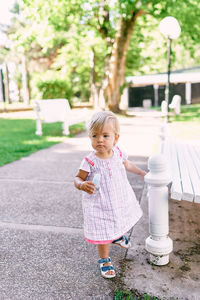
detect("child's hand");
top-left (140, 170), bottom-right (147, 180)
top-left (81, 181), bottom-right (96, 194)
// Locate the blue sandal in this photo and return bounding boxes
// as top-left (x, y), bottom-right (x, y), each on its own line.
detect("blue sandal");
top-left (98, 257), bottom-right (116, 279)
top-left (112, 235), bottom-right (131, 249)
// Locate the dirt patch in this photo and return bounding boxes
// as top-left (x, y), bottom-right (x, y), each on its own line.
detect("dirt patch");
top-left (169, 199), bottom-right (200, 275)
top-left (122, 186), bottom-right (200, 299)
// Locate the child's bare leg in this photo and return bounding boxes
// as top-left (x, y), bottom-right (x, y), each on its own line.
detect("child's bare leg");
top-left (97, 244), bottom-right (110, 258)
top-left (97, 244), bottom-right (115, 276)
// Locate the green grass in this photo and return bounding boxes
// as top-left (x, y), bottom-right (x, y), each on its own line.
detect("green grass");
top-left (152, 104), bottom-right (200, 140)
top-left (154, 103), bottom-right (200, 122)
top-left (0, 118), bottom-right (85, 166)
top-left (163, 103), bottom-right (200, 140)
top-left (169, 103), bottom-right (200, 122)
top-left (114, 289), bottom-right (161, 300)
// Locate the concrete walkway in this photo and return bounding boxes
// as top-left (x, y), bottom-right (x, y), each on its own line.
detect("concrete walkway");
top-left (0, 110), bottom-right (199, 299)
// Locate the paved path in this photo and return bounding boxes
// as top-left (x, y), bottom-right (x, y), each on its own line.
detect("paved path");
top-left (0, 110), bottom-right (199, 299)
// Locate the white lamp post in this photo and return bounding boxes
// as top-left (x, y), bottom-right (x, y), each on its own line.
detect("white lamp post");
top-left (159, 16), bottom-right (181, 122)
top-left (145, 154), bottom-right (172, 266)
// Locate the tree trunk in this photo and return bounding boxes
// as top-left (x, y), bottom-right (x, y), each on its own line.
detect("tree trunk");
top-left (21, 55), bottom-right (30, 105)
top-left (106, 11), bottom-right (142, 112)
top-left (4, 63), bottom-right (10, 104)
top-left (90, 47), bottom-right (106, 109)
top-left (90, 49), bottom-right (98, 107)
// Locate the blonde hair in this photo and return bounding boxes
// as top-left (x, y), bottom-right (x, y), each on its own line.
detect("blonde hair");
top-left (88, 111), bottom-right (120, 135)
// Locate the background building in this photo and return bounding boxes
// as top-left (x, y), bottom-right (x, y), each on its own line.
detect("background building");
top-left (121, 66), bottom-right (200, 109)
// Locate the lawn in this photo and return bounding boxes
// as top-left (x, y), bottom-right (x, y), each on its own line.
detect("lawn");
top-left (168, 103), bottom-right (200, 140)
top-left (154, 103), bottom-right (200, 140)
top-left (0, 103), bottom-right (199, 166)
top-left (0, 118), bottom-right (85, 166)
top-left (169, 103), bottom-right (200, 123)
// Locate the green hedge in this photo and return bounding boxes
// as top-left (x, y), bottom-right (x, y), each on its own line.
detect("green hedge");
top-left (37, 79), bottom-right (72, 105)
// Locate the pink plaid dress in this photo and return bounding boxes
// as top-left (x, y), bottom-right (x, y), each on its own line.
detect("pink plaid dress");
top-left (79, 146), bottom-right (143, 244)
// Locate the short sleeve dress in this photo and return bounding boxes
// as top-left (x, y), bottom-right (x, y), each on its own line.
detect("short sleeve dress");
top-left (79, 146), bottom-right (143, 244)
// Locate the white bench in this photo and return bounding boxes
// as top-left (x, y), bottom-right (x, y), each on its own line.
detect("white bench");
top-left (161, 95), bottom-right (181, 116)
top-left (161, 139), bottom-right (200, 203)
top-left (33, 99), bottom-right (87, 136)
top-left (143, 99), bottom-right (152, 108)
top-left (169, 95), bottom-right (181, 115)
top-left (144, 126), bottom-right (200, 266)
top-left (161, 100), bottom-right (168, 116)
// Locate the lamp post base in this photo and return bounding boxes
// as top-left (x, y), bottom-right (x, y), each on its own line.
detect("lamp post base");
top-left (149, 253), bottom-right (169, 266)
top-left (145, 236), bottom-right (173, 266)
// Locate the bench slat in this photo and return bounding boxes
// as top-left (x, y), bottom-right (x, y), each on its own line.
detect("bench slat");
top-left (175, 142), bottom-right (194, 202)
top-left (194, 145), bottom-right (200, 173)
top-left (186, 143), bottom-right (200, 203)
top-left (168, 142), bottom-right (183, 201)
top-left (162, 141), bottom-right (182, 201)
top-left (160, 128), bottom-right (200, 203)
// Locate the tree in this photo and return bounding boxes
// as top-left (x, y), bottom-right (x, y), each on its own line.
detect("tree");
top-left (93, 0), bottom-right (200, 111)
top-left (6, 0), bottom-right (200, 111)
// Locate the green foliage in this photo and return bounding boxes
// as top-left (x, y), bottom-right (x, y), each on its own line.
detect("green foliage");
top-left (30, 70), bottom-right (75, 103)
top-left (126, 14), bottom-right (162, 76)
top-left (36, 78), bottom-right (72, 102)
top-left (51, 28), bottom-right (92, 101)
top-left (1, 0), bottom-right (200, 109)
top-left (126, 1), bottom-right (200, 76)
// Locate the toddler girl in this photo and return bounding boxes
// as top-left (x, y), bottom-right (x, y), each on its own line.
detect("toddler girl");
top-left (74, 111), bottom-right (146, 279)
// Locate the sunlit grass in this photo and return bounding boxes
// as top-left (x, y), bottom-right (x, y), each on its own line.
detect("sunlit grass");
top-left (169, 103), bottom-right (200, 122)
top-left (168, 103), bottom-right (200, 140)
top-left (0, 118), bottom-right (85, 166)
top-left (169, 121), bottom-right (200, 140)
top-left (154, 104), bottom-right (200, 140)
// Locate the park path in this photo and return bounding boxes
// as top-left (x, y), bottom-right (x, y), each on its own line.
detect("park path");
top-left (0, 109), bottom-right (199, 299)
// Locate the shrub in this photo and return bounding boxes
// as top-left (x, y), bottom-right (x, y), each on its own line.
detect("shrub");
top-left (36, 78), bottom-right (73, 106)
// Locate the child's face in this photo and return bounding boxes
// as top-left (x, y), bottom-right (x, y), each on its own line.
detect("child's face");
top-left (89, 121), bottom-right (119, 154)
